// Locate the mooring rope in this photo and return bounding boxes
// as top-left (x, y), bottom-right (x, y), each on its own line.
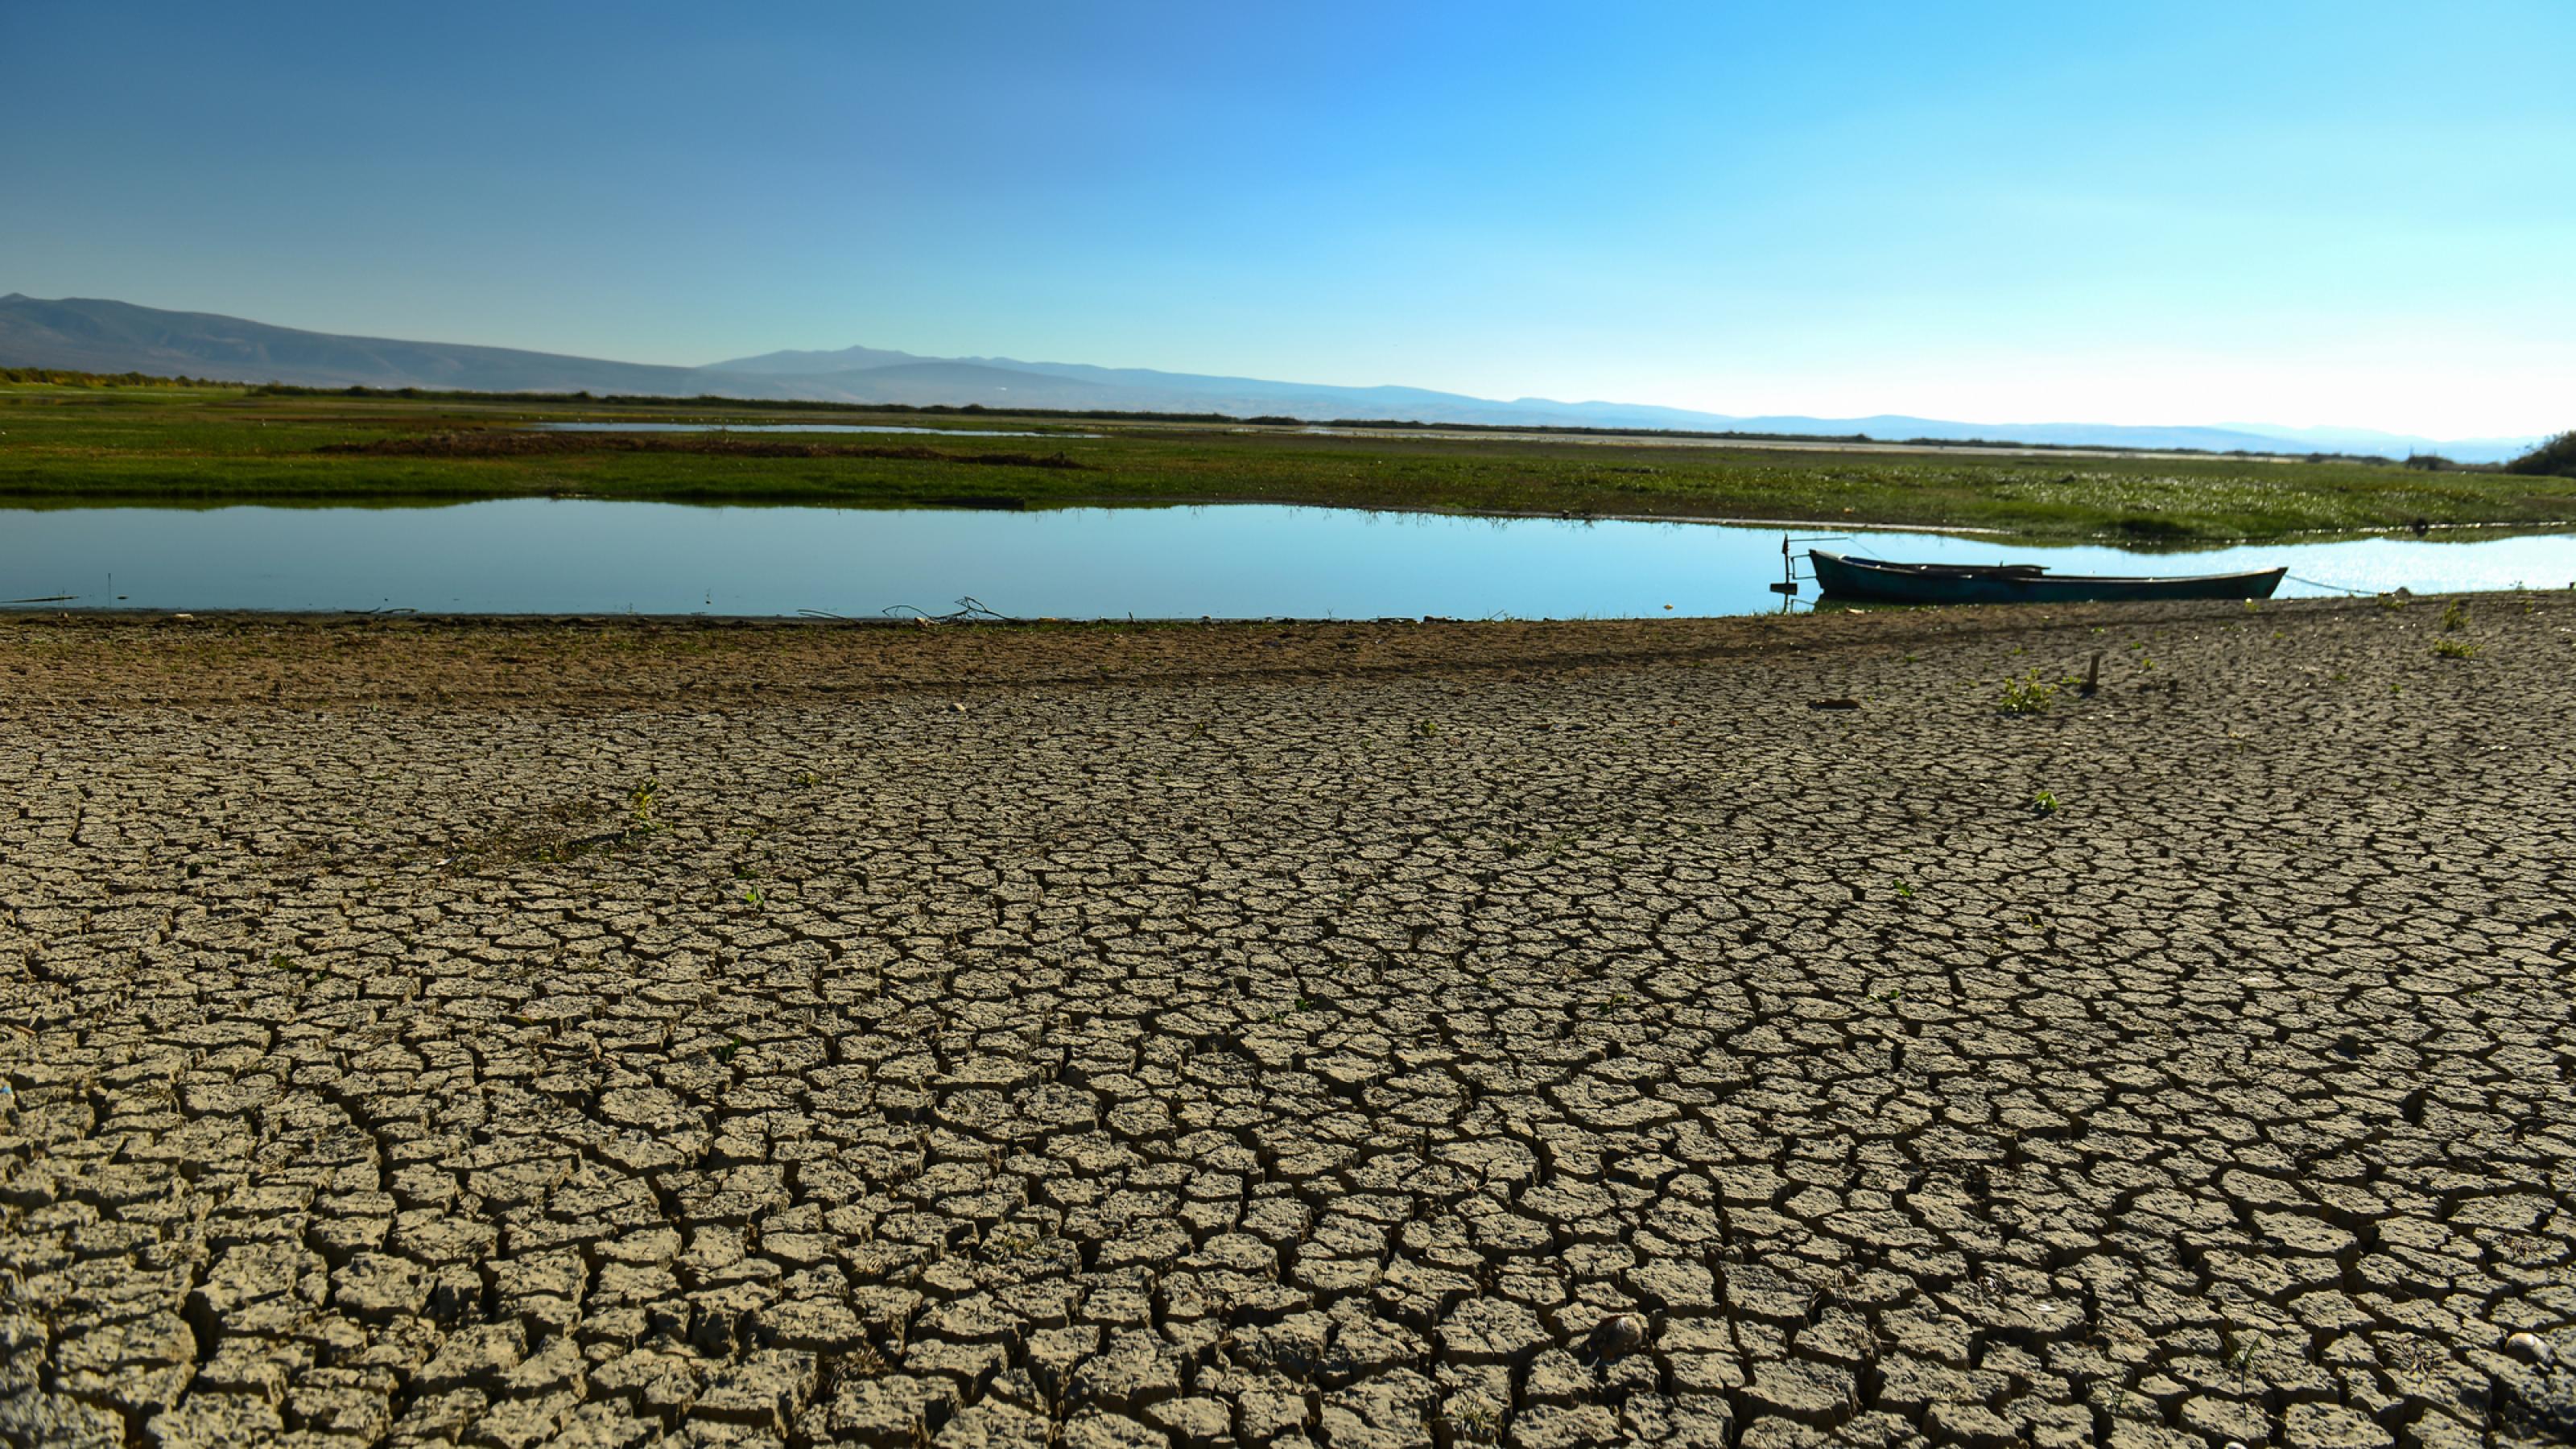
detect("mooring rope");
top-left (880, 596), bottom-right (1018, 624)
top-left (2286, 573), bottom-right (2377, 596)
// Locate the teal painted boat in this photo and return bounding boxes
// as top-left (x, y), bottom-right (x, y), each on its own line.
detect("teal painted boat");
top-left (1810, 549), bottom-right (2285, 605)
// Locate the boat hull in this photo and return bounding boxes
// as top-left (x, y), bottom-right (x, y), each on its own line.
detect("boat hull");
top-left (1810, 550), bottom-right (2286, 605)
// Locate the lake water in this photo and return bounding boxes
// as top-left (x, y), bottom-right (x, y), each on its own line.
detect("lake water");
top-left (3, 501), bottom-right (2570, 617)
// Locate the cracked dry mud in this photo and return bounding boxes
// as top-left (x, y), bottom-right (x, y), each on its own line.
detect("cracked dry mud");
top-left (2, 598), bottom-right (2571, 1449)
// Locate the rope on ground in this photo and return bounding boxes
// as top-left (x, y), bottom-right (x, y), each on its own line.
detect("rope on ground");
top-left (2287, 573), bottom-right (2378, 596)
top-left (880, 596), bottom-right (1018, 624)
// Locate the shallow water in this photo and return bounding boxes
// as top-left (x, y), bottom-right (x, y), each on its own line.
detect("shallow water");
top-left (2, 502), bottom-right (2570, 617)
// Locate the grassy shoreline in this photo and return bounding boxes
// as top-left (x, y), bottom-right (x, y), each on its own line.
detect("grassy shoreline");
top-left (6, 382), bottom-right (2571, 542)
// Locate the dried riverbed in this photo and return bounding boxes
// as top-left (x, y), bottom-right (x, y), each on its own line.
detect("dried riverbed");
top-left (2, 599), bottom-right (2571, 1448)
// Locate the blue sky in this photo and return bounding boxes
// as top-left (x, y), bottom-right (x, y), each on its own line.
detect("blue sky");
top-left (6, 1), bottom-right (2570, 437)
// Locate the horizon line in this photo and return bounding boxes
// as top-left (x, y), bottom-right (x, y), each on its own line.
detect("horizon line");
top-left (0, 291), bottom-right (2549, 448)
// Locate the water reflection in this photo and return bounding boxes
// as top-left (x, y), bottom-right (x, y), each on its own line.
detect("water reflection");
top-left (2, 502), bottom-right (2569, 617)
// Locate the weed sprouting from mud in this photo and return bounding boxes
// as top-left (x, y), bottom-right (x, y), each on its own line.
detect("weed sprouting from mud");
top-left (627, 778), bottom-right (661, 836)
top-left (1998, 671), bottom-right (2058, 714)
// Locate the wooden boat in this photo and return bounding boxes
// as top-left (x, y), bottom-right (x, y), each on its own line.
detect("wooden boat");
top-left (1809, 549), bottom-right (2285, 605)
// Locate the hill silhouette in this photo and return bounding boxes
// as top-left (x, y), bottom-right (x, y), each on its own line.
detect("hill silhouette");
top-left (0, 293), bottom-right (2542, 462)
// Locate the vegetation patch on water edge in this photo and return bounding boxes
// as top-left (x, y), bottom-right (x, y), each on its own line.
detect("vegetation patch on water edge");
top-left (2503, 431), bottom-right (2576, 479)
top-left (2, 381), bottom-right (2571, 542)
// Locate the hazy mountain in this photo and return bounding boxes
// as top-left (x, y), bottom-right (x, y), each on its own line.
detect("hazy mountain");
top-left (0, 293), bottom-right (809, 398)
top-left (1, 294), bottom-right (2539, 461)
top-left (786, 362), bottom-right (1117, 407)
top-left (2211, 421), bottom-right (2544, 460)
top-left (708, 343), bottom-right (931, 375)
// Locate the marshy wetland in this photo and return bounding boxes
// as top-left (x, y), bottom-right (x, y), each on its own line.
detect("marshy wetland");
top-left (6, 382), bottom-right (2573, 621)
top-left (5, 382), bottom-right (2575, 541)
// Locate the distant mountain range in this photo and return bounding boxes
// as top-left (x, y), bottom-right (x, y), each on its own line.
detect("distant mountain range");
top-left (0, 294), bottom-right (2541, 462)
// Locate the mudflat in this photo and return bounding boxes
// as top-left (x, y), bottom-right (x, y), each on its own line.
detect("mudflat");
top-left (2, 597), bottom-right (2570, 1448)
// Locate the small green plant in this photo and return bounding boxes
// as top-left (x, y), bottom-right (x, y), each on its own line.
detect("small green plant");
top-left (1998, 671), bottom-right (2058, 714)
top-left (2030, 788), bottom-right (2060, 815)
top-left (1893, 881), bottom-right (1914, 900)
top-left (2439, 599), bottom-right (2469, 632)
top-left (2241, 599), bottom-right (2262, 614)
top-left (1413, 720), bottom-right (1439, 737)
top-left (741, 886), bottom-right (764, 906)
top-left (2226, 1328), bottom-right (2263, 1388)
top-left (2430, 637), bottom-right (2479, 659)
top-left (2378, 592), bottom-right (2409, 609)
top-left (626, 778), bottom-right (660, 837)
top-left (714, 1037), bottom-right (744, 1064)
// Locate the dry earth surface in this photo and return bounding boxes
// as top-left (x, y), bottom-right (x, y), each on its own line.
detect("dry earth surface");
top-left (2, 599), bottom-right (2571, 1449)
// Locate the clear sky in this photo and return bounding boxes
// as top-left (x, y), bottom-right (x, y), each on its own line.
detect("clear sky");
top-left (6, 1), bottom-right (2570, 438)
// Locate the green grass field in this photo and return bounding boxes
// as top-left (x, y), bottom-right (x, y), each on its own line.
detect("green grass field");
top-left (4, 382), bottom-right (2570, 543)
